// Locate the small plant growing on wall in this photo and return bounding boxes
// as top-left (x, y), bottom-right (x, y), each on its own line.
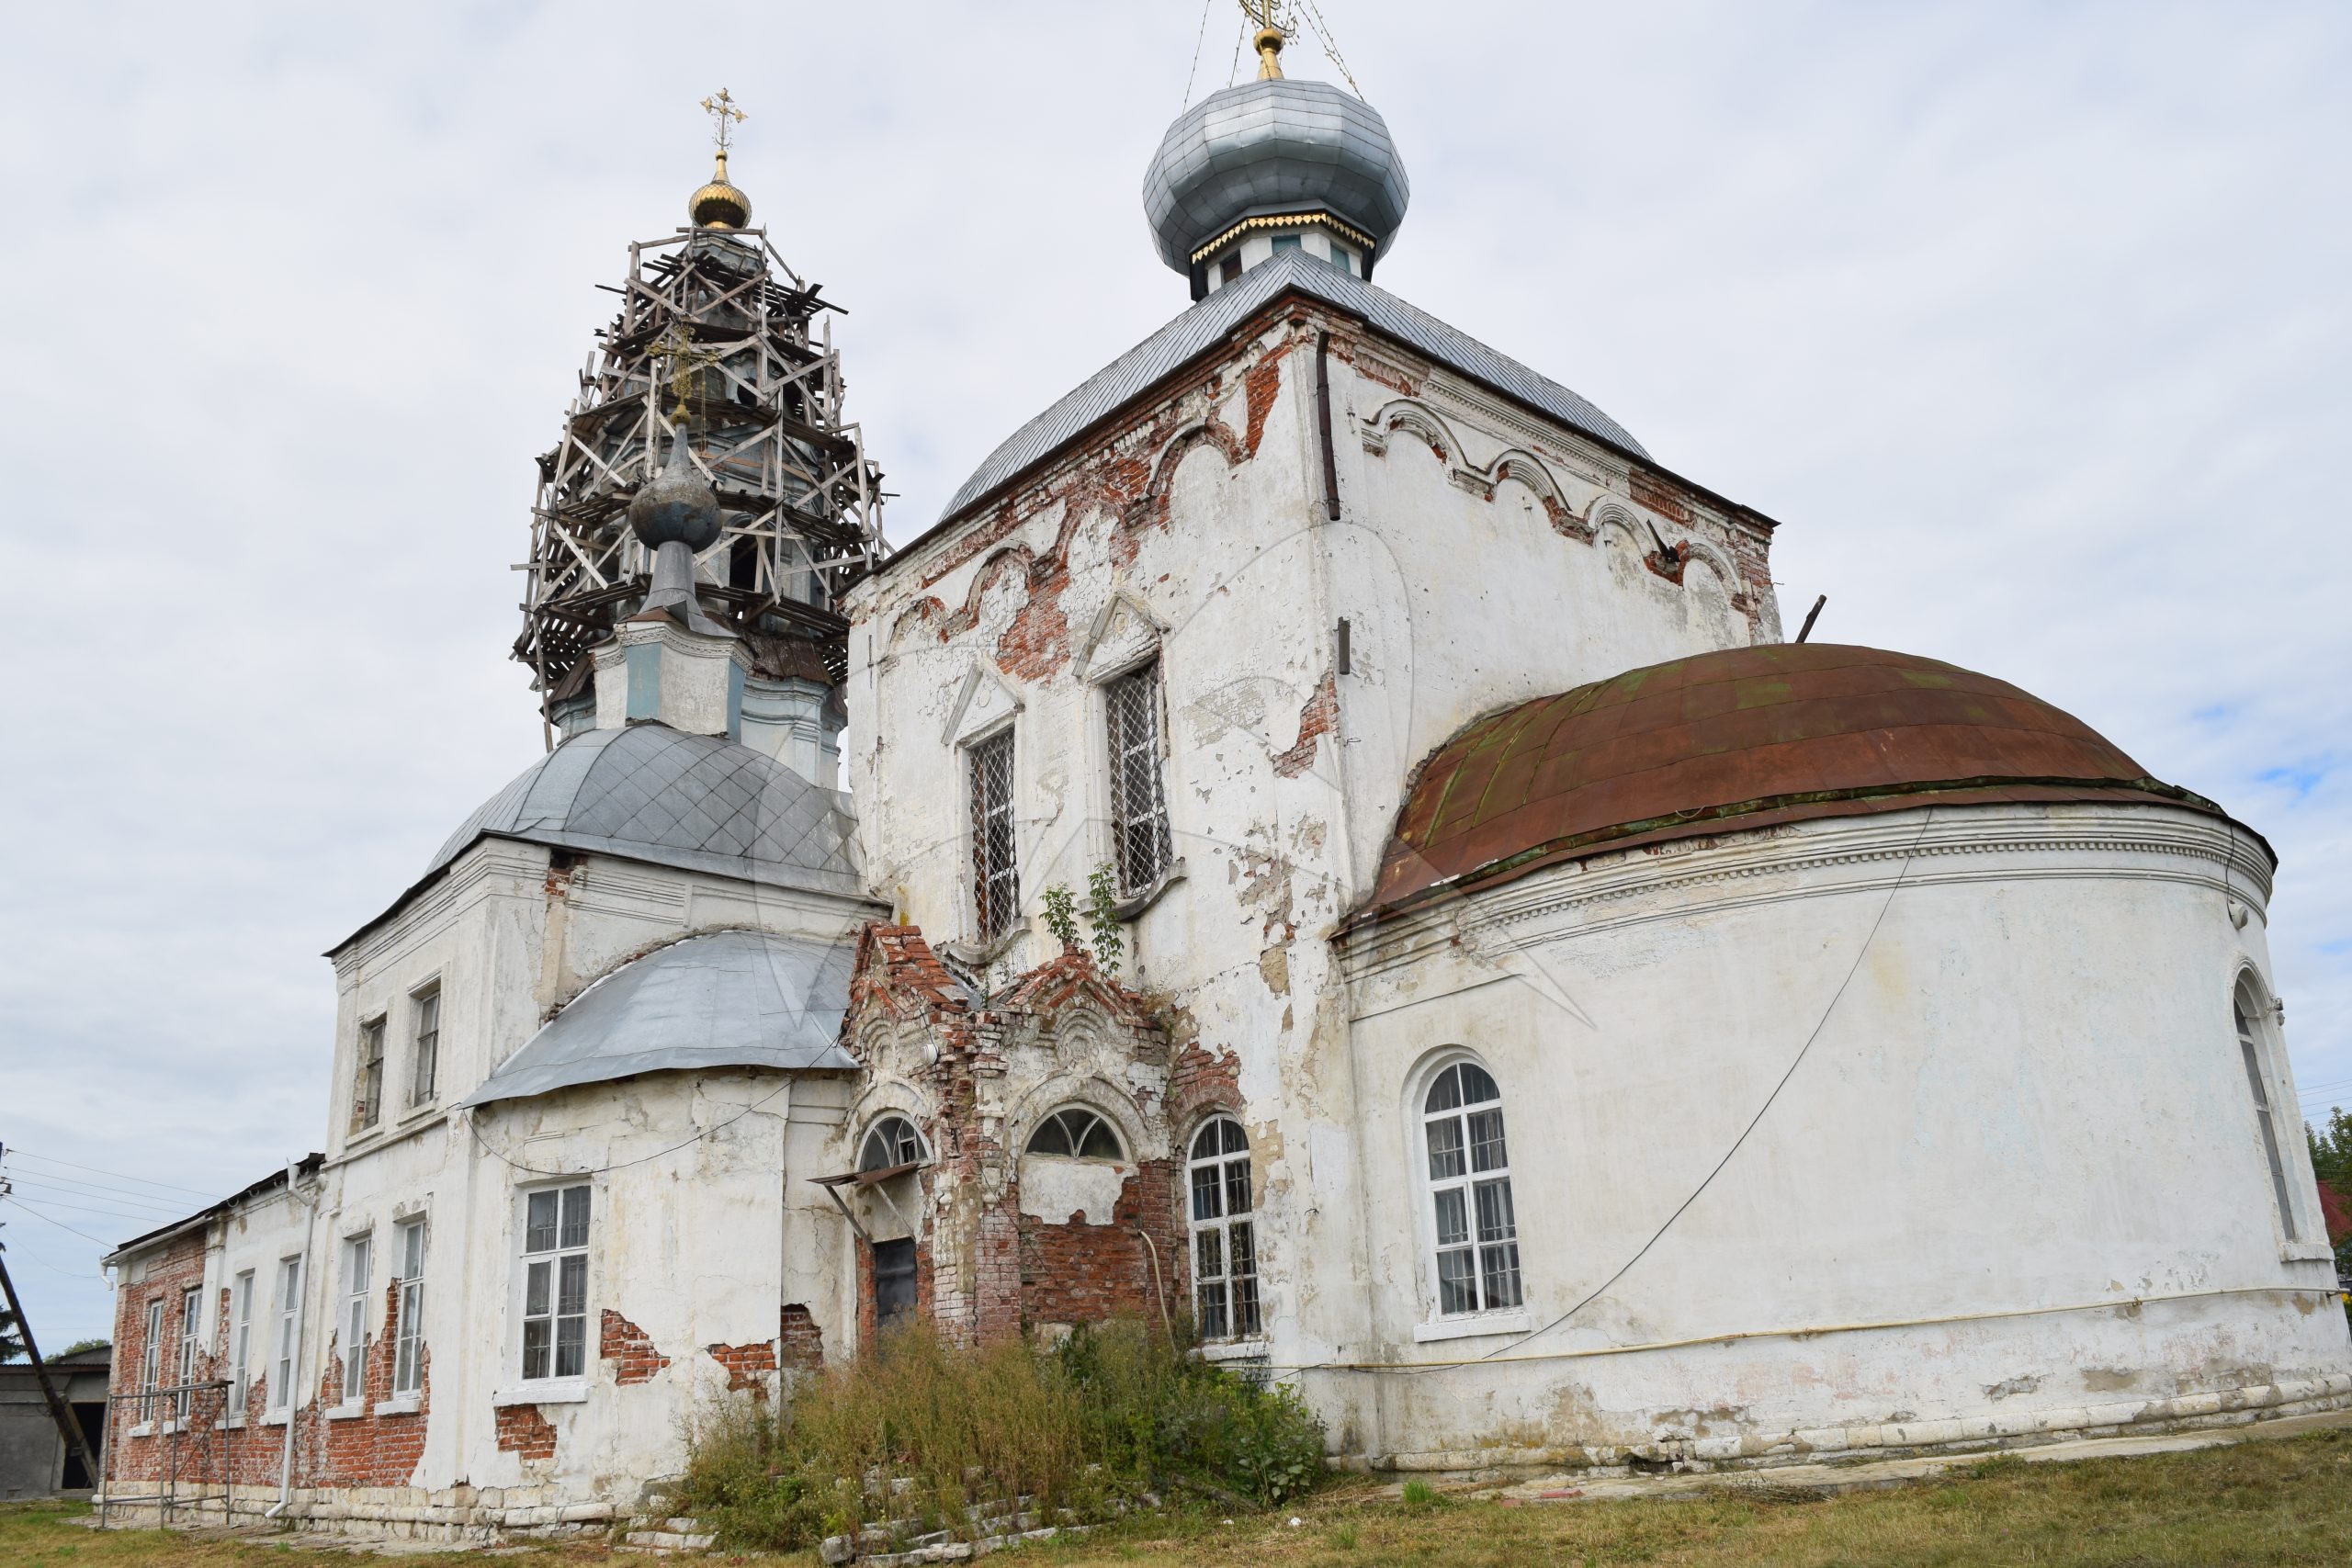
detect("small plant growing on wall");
top-left (1041, 883), bottom-right (1079, 952)
top-left (1086, 863), bottom-right (1124, 970)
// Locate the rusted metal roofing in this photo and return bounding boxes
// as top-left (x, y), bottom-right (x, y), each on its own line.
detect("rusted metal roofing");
top-left (1360, 643), bottom-right (2250, 922)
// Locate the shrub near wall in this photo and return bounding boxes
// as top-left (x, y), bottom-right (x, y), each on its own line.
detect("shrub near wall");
top-left (679, 1319), bottom-right (1324, 1551)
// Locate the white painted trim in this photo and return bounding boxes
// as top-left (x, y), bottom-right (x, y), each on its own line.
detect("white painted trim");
top-left (372, 1395), bottom-right (423, 1417)
top-left (322, 1402), bottom-right (366, 1422)
top-left (492, 1381), bottom-right (588, 1407)
top-left (1412, 1311), bottom-right (1530, 1344)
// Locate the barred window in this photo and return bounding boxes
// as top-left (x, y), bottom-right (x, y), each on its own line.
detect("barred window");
top-left (1188, 1116), bottom-right (1261, 1340)
top-left (968, 729), bottom-right (1018, 941)
top-left (352, 1017), bottom-right (385, 1132)
top-left (1105, 664), bottom-right (1173, 895)
top-left (1422, 1060), bottom-right (1523, 1316)
top-left (2234, 985), bottom-right (2300, 1242)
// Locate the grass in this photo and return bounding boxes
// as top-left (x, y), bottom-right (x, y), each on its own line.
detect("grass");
top-left (6, 1421), bottom-right (2348, 1566)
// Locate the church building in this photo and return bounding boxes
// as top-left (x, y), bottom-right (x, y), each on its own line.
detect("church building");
top-left (96, 25), bottom-right (2350, 1540)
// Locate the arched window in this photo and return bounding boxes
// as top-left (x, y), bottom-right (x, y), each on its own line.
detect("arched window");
top-left (1188, 1116), bottom-right (1260, 1339)
top-left (1422, 1059), bottom-right (1522, 1315)
top-left (2233, 983), bottom-right (2301, 1241)
top-left (1024, 1107), bottom-right (1125, 1161)
top-left (859, 1115), bottom-right (926, 1173)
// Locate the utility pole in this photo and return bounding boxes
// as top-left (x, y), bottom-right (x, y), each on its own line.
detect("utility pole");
top-left (0, 1148), bottom-right (102, 1490)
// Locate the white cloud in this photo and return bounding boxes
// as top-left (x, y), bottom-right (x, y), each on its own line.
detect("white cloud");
top-left (2, 0), bottom-right (2345, 1342)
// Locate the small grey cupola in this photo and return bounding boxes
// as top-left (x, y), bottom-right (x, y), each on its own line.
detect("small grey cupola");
top-left (588, 430), bottom-right (751, 739)
top-left (1143, 26), bottom-right (1409, 299)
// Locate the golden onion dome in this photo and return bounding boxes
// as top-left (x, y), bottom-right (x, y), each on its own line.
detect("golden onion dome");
top-left (689, 149), bottom-right (752, 230)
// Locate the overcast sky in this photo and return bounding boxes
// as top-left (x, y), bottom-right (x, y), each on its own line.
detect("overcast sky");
top-left (2, 1), bottom-right (2346, 1346)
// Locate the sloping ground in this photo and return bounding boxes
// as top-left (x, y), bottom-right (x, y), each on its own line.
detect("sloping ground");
top-left (12, 1411), bottom-right (2352, 1565)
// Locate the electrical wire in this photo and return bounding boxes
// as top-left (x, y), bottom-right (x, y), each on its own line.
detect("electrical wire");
top-left (2, 1196), bottom-right (118, 1247)
top-left (6, 1149), bottom-right (226, 1201)
top-left (3, 1175), bottom-right (195, 1215)
top-left (1476, 808), bottom-right (1939, 1362)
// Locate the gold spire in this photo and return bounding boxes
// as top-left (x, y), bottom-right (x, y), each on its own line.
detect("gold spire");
top-left (1254, 25), bottom-right (1284, 78)
top-left (689, 89), bottom-right (752, 229)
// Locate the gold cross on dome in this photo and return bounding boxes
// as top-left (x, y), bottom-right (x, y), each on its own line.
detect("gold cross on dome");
top-left (700, 88), bottom-right (746, 152)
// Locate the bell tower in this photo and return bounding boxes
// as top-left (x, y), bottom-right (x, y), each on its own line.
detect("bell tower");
top-left (516, 91), bottom-right (886, 766)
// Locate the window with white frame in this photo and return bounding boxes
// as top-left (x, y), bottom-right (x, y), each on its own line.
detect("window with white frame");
top-left (519, 1185), bottom-right (591, 1382)
top-left (270, 1257), bottom-right (300, 1413)
top-left (140, 1298), bottom-right (164, 1401)
top-left (2234, 983), bottom-right (2301, 1242)
top-left (1187, 1116), bottom-right (1260, 1339)
top-left (230, 1270), bottom-right (254, 1413)
top-left (352, 1017), bottom-right (386, 1133)
top-left (1105, 662), bottom-right (1173, 895)
top-left (392, 1217), bottom-right (427, 1398)
top-left (1421, 1059), bottom-right (1523, 1316)
top-left (1024, 1106), bottom-right (1125, 1161)
top-left (409, 986), bottom-right (441, 1108)
top-left (859, 1115), bottom-right (926, 1173)
top-left (337, 1234), bottom-right (372, 1404)
top-left (968, 728), bottom-right (1019, 941)
top-left (176, 1286), bottom-right (201, 1420)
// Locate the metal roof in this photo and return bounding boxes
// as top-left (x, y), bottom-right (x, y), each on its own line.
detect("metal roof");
top-left (1359, 643), bottom-right (2249, 922)
top-left (463, 928), bottom-right (858, 1107)
top-left (937, 250), bottom-right (1648, 525)
top-left (427, 723), bottom-right (862, 897)
top-left (1142, 78), bottom-right (1409, 274)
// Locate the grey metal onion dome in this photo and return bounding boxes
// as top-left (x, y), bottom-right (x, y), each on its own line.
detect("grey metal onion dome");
top-left (1143, 77), bottom-right (1409, 277)
top-left (628, 430), bottom-right (722, 551)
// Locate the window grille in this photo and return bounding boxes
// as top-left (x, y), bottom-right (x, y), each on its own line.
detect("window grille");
top-left (352, 1018), bottom-right (385, 1132)
top-left (1105, 665), bottom-right (1173, 894)
top-left (1422, 1061), bottom-right (1523, 1315)
top-left (2235, 993), bottom-right (2300, 1241)
top-left (1024, 1107), bottom-right (1125, 1161)
top-left (339, 1235), bottom-right (372, 1404)
top-left (968, 729), bottom-right (1019, 941)
top-left (860, 1116), bottom-right (926, 1172)
top-left (1188, 1116), bottom-right (1261, 1339)
top-left (392, 1218), bottom-right (427, 1397)
top-left (521, 1185), bottom-right (592, 1382)
top-left (410, 988), bottom-right (440, 1108)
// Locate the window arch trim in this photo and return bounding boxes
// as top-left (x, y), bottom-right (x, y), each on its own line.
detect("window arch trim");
top-left (2230, 967), bottom-right (2302, 1245)
top-left (857, 1113), bottom-right (930, 1175)
top-left (1023, 1104), bottom-right (1129, 1162)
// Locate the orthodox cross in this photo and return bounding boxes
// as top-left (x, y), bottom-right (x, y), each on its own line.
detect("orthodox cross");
top-left (700, 87), bottom-right (746, 153)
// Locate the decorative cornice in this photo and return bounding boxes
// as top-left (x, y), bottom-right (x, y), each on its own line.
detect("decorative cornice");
top-left (1191, 210), bottom-right (1377, 265)
top-left (1342, 803), bottom-right (2272, 981)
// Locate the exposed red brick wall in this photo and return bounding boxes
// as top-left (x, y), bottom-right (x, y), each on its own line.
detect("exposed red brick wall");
top-left (779, 1304), bottom-right (824, 1371)
top-left (600, 1309), bottom-right (670, 1385)
top-left (1016, 1158), bottom-right (1181, 1329)
top-left (1243, 355), bottom-right (1283, 457)
top-left (707, 1339), bottom-right (780, 1399)
top-left (313, 1275), bottom-right (427, 1488)
top-left (494, 1403), bottom-right (558, 1461)
top-left (1272, 669), bottom-right (1340, 779)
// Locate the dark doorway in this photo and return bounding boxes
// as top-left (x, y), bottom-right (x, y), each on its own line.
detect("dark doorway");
top-left (873, 1238), bottom-right (917, 1330)
top-left (61, 1402), bottom-right (106, 1489)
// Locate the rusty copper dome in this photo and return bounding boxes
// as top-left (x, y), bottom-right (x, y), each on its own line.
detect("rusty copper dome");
top-left (1361, 643), bottom-right (2247, 921)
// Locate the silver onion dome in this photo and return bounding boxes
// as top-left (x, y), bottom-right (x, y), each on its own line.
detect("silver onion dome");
top-left (628, 431), bottom-right (723, 552)
top-left (1143, 77), bottom-right (1409, 278)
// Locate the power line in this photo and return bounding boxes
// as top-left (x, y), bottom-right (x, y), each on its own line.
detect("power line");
top-left (2, 1197), bottom-right (117, 1247)
top-left (2, 1176), bottom-right (189, 1217)
top-left (5, 1149), bottom-right (225, 1200)
top-left (0, 1165), bottom-right (216, 1211)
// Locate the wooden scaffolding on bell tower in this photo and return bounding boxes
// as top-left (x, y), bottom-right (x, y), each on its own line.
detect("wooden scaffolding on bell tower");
top-left (515, 96), bottom-right (886, 727)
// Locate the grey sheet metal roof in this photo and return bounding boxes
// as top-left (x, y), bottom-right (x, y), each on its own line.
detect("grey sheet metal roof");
top-left (428, 723), bottom-right (862, 897)
top-left (463, 929), bottom-right (857, 1108)
top-left (937, 250), bottom-right (1648, 525)
top-left (1143, 79), bottom-right (1409, 274)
